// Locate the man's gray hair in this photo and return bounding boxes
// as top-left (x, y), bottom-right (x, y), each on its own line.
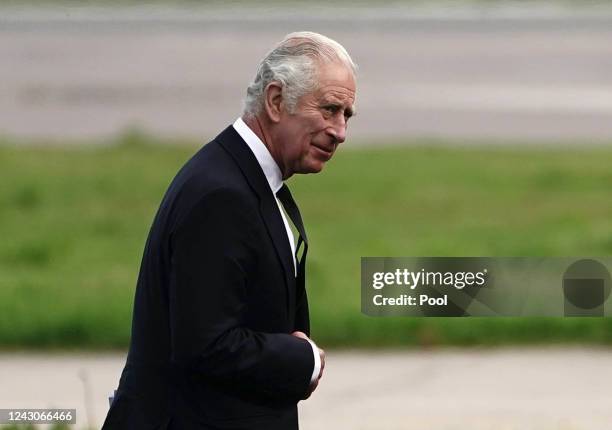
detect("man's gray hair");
top-left (243, 31), bottom-right (357, 117)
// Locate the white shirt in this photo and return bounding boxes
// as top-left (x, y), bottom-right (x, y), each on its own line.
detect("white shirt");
top-left (233, 117), bottom-right (321, 386)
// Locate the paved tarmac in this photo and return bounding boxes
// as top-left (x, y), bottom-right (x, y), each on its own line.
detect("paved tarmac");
top-left (2, 4), bottom-right (612, 142)
top-left (1, 347), bottom-right (611, 429)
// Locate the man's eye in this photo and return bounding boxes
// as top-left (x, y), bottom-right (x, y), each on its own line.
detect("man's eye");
top-left (323, 105), bottom-right (339, 114)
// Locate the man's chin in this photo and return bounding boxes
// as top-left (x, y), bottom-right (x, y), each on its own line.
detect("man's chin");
top-left (295, 157), bottom-right (329, 175)
top-left (306, 162), bottom-right (326, 174)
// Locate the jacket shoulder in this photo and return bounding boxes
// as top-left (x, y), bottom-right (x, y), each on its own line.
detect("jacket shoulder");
top-left (162, 140), bottom-right (258, 233)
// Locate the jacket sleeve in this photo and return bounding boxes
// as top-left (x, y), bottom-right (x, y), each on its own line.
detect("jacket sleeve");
top-left (168, 188), bottom-right (313, 402)
top-left (294, 283), bottom-right (310, 336)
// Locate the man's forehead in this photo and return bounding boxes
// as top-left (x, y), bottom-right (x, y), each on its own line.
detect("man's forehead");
top-left (314, 61), bottom-right (355, 86)
top-left (319, 87), bottom-right (354, 98)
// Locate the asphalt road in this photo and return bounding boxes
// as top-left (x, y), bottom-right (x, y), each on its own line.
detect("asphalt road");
top-left (1, 348), bottom-right (611, 429)
top-left (2, 5), bottom-right (612, 142)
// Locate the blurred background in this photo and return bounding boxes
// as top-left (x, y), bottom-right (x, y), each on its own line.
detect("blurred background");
top-left (1, 1), bottom-right (612, 429)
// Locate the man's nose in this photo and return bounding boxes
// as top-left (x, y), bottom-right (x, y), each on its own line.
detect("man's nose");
top-left (328, 116), bottom-right (347, 144)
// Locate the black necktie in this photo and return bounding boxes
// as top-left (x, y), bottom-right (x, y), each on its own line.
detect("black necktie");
top-left (276, 184), bottom-right (308, 281)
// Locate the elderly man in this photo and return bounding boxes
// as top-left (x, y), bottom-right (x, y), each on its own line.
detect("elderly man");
top-left (103, 31), bottom-right (356, 430)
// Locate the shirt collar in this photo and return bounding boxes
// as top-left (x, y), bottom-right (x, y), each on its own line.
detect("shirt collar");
top-left (233, 117), bottom-right (283, 194)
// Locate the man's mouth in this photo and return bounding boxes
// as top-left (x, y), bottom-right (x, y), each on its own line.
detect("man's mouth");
top-left (312, 143), bottom-right (334, 160)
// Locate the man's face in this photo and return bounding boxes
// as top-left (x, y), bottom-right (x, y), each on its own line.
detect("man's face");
top-left (274, 62), bottom-right (356, 178)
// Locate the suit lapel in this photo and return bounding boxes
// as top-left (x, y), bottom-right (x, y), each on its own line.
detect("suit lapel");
top-left (215, 126), bottom-right (295, 313)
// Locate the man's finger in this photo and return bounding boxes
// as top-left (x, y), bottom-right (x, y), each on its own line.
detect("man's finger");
top-left (291, 331), bottom-right (308, 340)
top-left (318, 348), bottom-right (325, 378)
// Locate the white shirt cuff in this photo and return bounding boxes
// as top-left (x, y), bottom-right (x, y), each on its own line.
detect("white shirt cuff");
top-left (305, 338), bottom-right (321, 385)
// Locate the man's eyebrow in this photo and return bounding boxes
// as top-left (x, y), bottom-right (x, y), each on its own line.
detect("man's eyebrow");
top-left (320, 98), bottom-right (356, 117)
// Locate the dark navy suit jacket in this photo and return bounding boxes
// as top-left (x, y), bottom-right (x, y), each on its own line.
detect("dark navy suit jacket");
top-left (102, 126), bottom-right (313, 430)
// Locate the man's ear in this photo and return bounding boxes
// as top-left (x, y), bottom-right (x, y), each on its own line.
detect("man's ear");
top-left (264, 82), bottom-right (283, 123)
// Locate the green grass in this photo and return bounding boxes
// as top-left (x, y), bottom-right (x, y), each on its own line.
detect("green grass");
top-left (1, 131), bottom-right (612, 349)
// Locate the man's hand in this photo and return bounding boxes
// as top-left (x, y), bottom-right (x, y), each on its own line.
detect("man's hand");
top-left (292, 331), bottom-right (325, 398)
